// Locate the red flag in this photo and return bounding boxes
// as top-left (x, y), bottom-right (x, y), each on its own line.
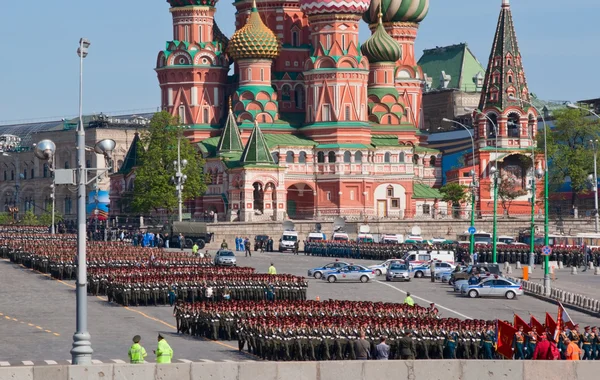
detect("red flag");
top-left (545, 312), bottom-right (557, 341)
top-left (514, 314), bottom-right (531, 333)
top-left (530, 315), bottom-right (545, 334)
top-left (557, 302), bottom-right (575, 331)
top-left (497, 320), bottom-right (517, 359)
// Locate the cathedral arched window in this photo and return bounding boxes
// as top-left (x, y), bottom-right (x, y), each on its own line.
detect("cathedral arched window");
top-left (295, 86), bottom-right (304, 109)
top-left (507, 113), bottom-right (520, 138)
top-left (272, 152), bottom-right (280, 164)
top-left (399, 152), bottom-right (405, 163)
top-left (328, 151), bottom-right (336, 163)
top-left (486, 113), bottom-right (498, 137)
top-left (384, 152), bottom-right (391, 163)
top-left (355, 151), bottom-right (363, 163)
top-left (298, 151), bottom-right (307, 163)
top-left (317, 152), bottom-right (325, 163)
top-left (286, 151), bottom-right (295, 163)
top-left (292, 30), bottom-right (299, 47)
top-left (430, 156), bottom-right (437, 166)
top-left (343, 151), bottom-right (351, 163)
top-left (413, 154), bottom-right (420, 165)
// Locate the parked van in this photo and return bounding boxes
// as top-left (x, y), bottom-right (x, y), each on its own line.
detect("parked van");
top-left (402, 250), bottom-right (455, 265)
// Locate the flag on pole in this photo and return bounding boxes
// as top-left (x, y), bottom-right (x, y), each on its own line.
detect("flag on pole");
top-left (530, 315), bottom-right (545, 334)
top-left (545, 312), bottom-right (557, 341)
top-left (557, 302), bottom-right (575, 331)
top-left (514, 314), bottom-right (531, 333)
top-left (496, 320), bottom-right (517, 359)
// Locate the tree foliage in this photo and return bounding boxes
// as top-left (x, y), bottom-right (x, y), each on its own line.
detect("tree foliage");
top-left (0, 212), bottom-right (13, 225)
top-left (131, 112), bottom-right (207, 215)
top-left (38, 211), bottom-right (64, 226)
top-left (439, 183), bottom-right (468, 206)
top-left (541, 108), bottom-right (600, 205)
top-left (20, 210), bottom-right (39, 225)
top-left (497, 176), bottom-right (528, 215)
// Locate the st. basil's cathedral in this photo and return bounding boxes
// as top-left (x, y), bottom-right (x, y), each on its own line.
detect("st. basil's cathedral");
top-left (129, 0), bottom-right (535, 222)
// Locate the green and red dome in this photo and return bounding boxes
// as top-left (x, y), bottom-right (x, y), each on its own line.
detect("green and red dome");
top-left (167, 0), bottom-right (218, 7)
top-left (363, 0), bottom-right (429, 24)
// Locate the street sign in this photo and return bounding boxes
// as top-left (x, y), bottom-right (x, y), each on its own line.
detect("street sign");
top-left (468, 226), bottom-right (476, 235)
top-left (541, 245), bottom-right (552, 256)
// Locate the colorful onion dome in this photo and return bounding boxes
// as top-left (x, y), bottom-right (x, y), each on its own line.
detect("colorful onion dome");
top-left (363, 0), bottom-right (429, 24)
top-left (300, 0), bottom-right (371, 16)
top-left (227, 0), bottom-right (281, 60)
top-left (167, 0), bottom-right (219, 7)
top-left (361, 14), bottom-right (401, 63)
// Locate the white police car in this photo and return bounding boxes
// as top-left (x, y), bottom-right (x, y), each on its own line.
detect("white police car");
top-left (412, 262), bottom-right (456, 278)
top-left (307, 261), bottom-right (350, 279)
top-left (322, 264), bottom-right (376, 283)
top-left (461, 277), bottom-right (523, 299)
top-left (368, 259), bottom-right (404, 276)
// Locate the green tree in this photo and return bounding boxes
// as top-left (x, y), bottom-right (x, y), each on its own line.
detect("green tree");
top-left (38, 211), bottom-right (64, 226)
top-left (497, 176), bottom-right (528, 216)
top-left (541, 108), bottom-right (600, 206)
top-left (0, 212), bottom-right (12, 225)
top-left (20, 210), bottom-right (39, 225)
top-left (439, 183), bottom-right (468, 218)
top-left (131, 112), bottom-right (207, 215)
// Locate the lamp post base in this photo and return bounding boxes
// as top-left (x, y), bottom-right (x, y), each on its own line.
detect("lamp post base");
top-left (71, 331), bottom-right (93, 365)
top-left (543, 275), bottom-right (551, 297)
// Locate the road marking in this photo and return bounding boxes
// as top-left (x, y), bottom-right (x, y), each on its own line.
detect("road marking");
top-left (178, 359), bottom-right (192, 363)
top-left (199, 359), bottom-right (214, 363)
top-left (53, 333), bottom-right (60, 336)
top-left (221, 360), bottom-right (235, 363)
top-left (91, 359), bottom-right (103, 364)
top-left (112, 359), bottom-right (126, 364)
top-left (35, 326), bottom-right (43, 330)
top-left (376, 281), bottom-right (473, 320)
top-left (28, 323), bottom-right (34, 326)
top-left (243, 360), bottom-right (256, 362)
top-left (45, 330), bottom-right (52, 333)
top-left (11, 318), bottom-right (18, 321)
top-left (44, 360), bottom-right (58, 365)
top-left (0, 362), bottom-right (10, 367)
top-left (22, 361), bottom-right (34, 366)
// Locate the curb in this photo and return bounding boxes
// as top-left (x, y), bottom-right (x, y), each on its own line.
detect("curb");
top-left (523, 291), bottom-right (600, 318)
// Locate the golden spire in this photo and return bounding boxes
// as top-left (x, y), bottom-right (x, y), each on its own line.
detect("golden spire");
top-left (228, 96), bottom-right (233, 111)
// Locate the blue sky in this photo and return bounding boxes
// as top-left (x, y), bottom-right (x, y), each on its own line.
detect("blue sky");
top-left (0, 0), bottom-right (598, 123)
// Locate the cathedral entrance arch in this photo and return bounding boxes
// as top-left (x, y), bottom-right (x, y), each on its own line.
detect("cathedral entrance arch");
top-left (286, 183), bottom-right (315, 219)
top-left (252, 182), bottom-right (264, 214)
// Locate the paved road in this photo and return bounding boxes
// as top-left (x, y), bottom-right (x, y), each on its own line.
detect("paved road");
top-left (0, 250), bottom-right (598, 364)
top-left (525, 266), bottom-right (600, 300)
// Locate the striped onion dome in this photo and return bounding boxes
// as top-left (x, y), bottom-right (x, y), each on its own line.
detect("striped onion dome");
top-left (363, 0), bottom-right (429, 24)
top-left (300, 0), bottom-right (371, 16)
top-left (168, 0), bottom-right (218, 7)
top-left (227, 1), bottom-right (281, 60)
top-left (361, 15), bottom-right (401, 63)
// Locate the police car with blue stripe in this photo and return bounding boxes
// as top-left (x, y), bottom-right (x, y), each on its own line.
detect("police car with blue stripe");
top-left (321, 264), bottom-right (376, 283)
top-left (461, 276), bottom-right (523, 299)
top-left (307, 261), bottom-right (350, 279)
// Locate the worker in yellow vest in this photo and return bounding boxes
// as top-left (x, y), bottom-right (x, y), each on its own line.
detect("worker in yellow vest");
top-left (268, 263), bottom-right (277, 275)
top-left (154, 334), bottom-right (173, 363)
top-left (128, 335), bottom-right (147, 364)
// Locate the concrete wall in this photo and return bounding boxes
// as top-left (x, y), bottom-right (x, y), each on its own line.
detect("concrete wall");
top-left (206, 218), bottom-right (594, 247)
top-left (1, 360), bottom-right (596, 380)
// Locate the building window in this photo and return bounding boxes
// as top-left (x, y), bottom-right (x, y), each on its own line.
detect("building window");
top-left (286, 151), bottom-right (294, 163)
top-left (326, 191), bottom-right (331, 201)
top-left (295, 86), bottom-right (304, 109)
top-left (247, 68), bottom-right (252, 80)
top-left (345, 106), bottom-right (351, 121)
top-left (43, 164), bottom-right (48, 178)
top-left (214, 88), bottom-right (219, 106)
top-left (64, 161), bottom-right (69, 169)
top-left (86, 159), bottom-right (91, 168)
top-left (384, 152), bottom-right (391, 163)
top-left (343, 151), bottom-right (351, 163)
top-left (328, 151), bottom-right (336, 163)
top-left (430, 156), bottom-right (436, 166)
top-left (322, 105), bottom-right (331, 122)
top-left (179, 105), bottom-right (186, 124)
top-left (326, 35), bottom-right (331, 50)
top-left (272, 152), bottom-right (280, 164)
top-left (191, 87), bottom-right (198, 106)
top-left (508, 75), bottom-right (513, 83)
top-left (292, 31), bottom-right (299, 47)
top-left (317, 152), bottom-right (325, 163)
top-left (31, 168), bottom-right (34, 179)
top-left (260, 69), bottom-right (264, 82)
top-left (203, 108), bottom-right (209, 123)
top-left (184, 25), bottom-right (190, 42)
top-left (168, 88), bottom-right (174, 106)
top-left (3, 171), bottom-right (6, 181)
top-left (350, 190), bottom-right (355, 201)
top-left (199, 25), bottom-right (203, 42)
top-left (422, 204), bottom-right (431, 215)
top-left (298, 151), bottom-right (306, 163)
top-left (387, 185), bottom-right (394, 197)
top-left (174, 26), bottom-right (179, 41)
top-left (341, 34), bottom-right (346, 49)
top-left (391, 198), bottom-right (399, 208)
top-left (65, 197), bottom-right (72, 214)
top-left (384, 71), bottom-right (388, 83)
top-left (10, 170), bottom-right (14, 180)
top-left (355, 151), bottom-right (363, 163)
top-left (413, 154), bottom-right (420, 165)
top-left (22, 169), bottom-right (26, 180)
top-left (399, 152), bottom-right (405, 163)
